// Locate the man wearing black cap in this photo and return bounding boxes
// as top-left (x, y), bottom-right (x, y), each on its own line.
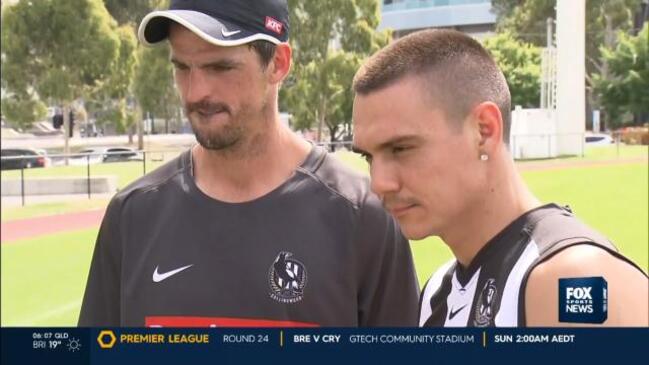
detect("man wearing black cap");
top-left (78, 0), bottom-right (419, 327)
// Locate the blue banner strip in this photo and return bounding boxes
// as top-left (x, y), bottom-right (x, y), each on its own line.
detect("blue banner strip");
top-left (2, 327), bottom-right (647, 364)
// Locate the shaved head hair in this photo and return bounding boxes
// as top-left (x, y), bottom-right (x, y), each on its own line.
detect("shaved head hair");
top-left (353, 29), bottom-right (512, 143)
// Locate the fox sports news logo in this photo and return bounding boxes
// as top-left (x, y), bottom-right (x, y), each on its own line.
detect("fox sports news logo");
top-left (566, 286), bottom-right (594, 313)
top-left (559, 277), bottom-right (607, 324)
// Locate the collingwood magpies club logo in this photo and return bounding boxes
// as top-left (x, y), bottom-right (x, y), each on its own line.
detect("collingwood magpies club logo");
top-left (269, 251), bottom-right (307, 304)
top-left (474, 278), bottom-right (498, 327)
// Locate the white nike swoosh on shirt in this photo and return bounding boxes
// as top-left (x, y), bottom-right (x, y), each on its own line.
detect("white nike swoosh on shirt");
top-left (221, 29), bottom-right (241, 37)
top-left (152, 264), bottom-right (193, 283)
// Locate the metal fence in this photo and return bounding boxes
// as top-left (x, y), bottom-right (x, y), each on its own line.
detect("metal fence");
top-left (1, 137), bottom-right (626, 207)
top-left (0, 149), bottom-right (180, 206)
top-left (0, 143), bottom-right (356, 206)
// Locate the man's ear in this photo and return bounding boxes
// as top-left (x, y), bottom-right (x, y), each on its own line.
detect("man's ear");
top-left (268, 43), bottom-right (291, 84)
top-left (472, 102), bottom-right (504, 152)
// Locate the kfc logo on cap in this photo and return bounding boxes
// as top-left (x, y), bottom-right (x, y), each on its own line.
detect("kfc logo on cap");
top-left (265, 16), bottom-right (283, 35)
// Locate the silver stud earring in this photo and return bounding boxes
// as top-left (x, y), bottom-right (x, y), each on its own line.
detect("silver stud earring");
top-left (480, 153), bottom-right (489, 161)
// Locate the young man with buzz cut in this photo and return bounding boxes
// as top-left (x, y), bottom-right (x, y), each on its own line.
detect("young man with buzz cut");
top-left (78, 0), bottom-right (419, 327)
top-left (351, 29), bottom-right (647, 327)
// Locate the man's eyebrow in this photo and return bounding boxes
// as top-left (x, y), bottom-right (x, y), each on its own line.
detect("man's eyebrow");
top-left (352, 135), bottom-right (422, 156)
top-left (200, 59), bottom-right (241, 69)
top-left (169, 57), bottom-right (242, 69)
top-left (375, 135), bottom-right (423, 152)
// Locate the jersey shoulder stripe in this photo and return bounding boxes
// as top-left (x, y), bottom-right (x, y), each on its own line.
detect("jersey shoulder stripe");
top-left (419, 259), bottom-right (455, 326)
top-left (494, 239), bottom-right (539, 326)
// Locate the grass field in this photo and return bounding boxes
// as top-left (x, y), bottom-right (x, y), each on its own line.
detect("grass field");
top-left (1, 229), bottom-right (98, 326)
top-left (1, 145), bottom-right (647, 326)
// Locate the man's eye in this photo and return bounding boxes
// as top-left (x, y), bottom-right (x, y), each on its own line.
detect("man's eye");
top-left (208, 65), bottom-right (234, 72)
top-left (392, 146), bottom-right (410, 154)
top-left (173, 63), bottom-right (189, 71)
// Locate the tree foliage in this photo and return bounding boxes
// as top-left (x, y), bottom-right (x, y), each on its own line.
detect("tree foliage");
top-left (493, 0), bottom-right (640, 47)
top-left (103, 0), bottom-right (158, 25)
top-left (592, 23), bottom-right (649, 126)
top-left (493, 0), bottom-right (554, 45)
top-left (1, 0), bottom-right (121, 128)
top-left (283, 0), bottom-right (390, 143)
top-left (492, 0), bottom-right (643, 125)
top-left (2, 0), bottom-right (120, 102)
top-left (493, 0), bottom-right (639, 83)
top-left (483, 32), bottom-right (541, 108)
top-left (0, 93), bottom-right (47, 129)
top-left (132, 43), bottom-right (179, 124)
top-left (103, 0), bottom-right (179, 132)
top-left (87, 25), bottom-right (139, 132)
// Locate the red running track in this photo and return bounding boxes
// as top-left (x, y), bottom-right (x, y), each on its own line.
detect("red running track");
top-left (1, 209), bottom-right (105, 243)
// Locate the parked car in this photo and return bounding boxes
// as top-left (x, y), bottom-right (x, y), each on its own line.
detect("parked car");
top-left (102, 147), bottom-right (142, 163)
top-left (69, 147), bottom-right (142, 165)
top-left (585, 133), bottom-right (614, 146)
top-left (0, 148), bottom-right (51, 170)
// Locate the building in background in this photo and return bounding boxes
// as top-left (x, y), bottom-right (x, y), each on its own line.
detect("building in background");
top-left (379, 0), bottom-right (496, 39)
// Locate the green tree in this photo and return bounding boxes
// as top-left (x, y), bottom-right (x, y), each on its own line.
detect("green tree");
top-left (0, 93), bottom-right (47, 130)
top-left (593, 23), bottom-right (649, 127)
top-left (493, 0), bottom-right (642, 126)
top-left (283, 0), bottom-right (390, 144)
top-left (133, 43), bottom-right (180, 134)
top-left (103, 0), bottom-right (179, 144)
top-left (493, 0), bottom-right (640, 47)
top-left (1, 0), bottom-right (121, 156)
top-left (483, 32), bottom-right (542, 108)
top-left (493, 0), bottom-right (554, 44)
top-left (103, 0), bottom-right (158, 25)
top-left (87, 25), bottom-right (138, 134)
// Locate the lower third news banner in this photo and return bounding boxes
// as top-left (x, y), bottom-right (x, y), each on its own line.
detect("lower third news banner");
top-left (2, 327), bottom-right (648, 364)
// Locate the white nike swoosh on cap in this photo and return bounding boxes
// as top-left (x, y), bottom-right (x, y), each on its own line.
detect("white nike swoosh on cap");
top-left (221, 29), bottom-right (241, 37)
top-left (152, 264), bottom-right (193, 283)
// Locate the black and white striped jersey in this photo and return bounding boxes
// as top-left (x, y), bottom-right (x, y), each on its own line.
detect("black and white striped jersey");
top-left (418, 204), bottom-right (642, 327)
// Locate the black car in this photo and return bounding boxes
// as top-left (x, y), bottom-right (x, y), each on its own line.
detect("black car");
top-left (0, 148), bottom-right (50, 170)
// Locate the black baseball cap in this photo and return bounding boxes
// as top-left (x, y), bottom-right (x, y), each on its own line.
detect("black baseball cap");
top-left (138, 0), bottom-right (289, 47)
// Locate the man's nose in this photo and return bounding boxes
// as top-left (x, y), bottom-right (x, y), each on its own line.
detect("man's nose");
top-left (184, 68), bottom-right (212, 104)
top-left (369, 161), bottom-right (400, 198)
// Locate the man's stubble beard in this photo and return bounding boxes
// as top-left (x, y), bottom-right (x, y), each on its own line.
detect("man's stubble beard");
top-left (190, 114), bottom-right (245, 151)
top-left (187, 85), bottom-right (272, 156)
top-left (188, 99), bottom-right (260, 153)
